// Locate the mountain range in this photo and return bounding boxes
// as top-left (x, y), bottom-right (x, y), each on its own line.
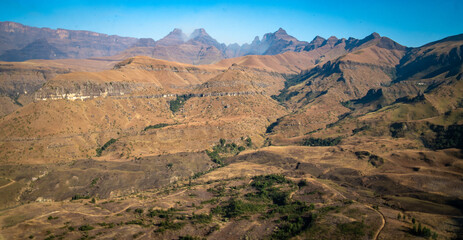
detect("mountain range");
top-left (0, 21), bottom-right (399, 65)
top-left (0, 21), bottom-right (462, 240)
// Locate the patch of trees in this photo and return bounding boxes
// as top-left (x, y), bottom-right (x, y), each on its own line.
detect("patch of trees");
top-left (422, 124), bottom-right (463, 150)
top-left (212, 198), bottom-right (266, 218)
top-left (211, 174), bottom-right (315, 240)
top-left (143, 123), bottom-right (169, 131)
top-left (390, 122), bottom-right (407, 138)
top-left (271, 90), bottom-right (300, 103)
top-left (335, 221), bottom-right (367, 238)
top-left (206, 138), bottom-right (248, 166)
top-left (410, 222), bottom-right (438, 239)
top-left (266, 118), bottom-right (283, 133)
top-left (354, 151), bottom-right (384, 167)
top-left (352, 125), bottom-right (370, 135)
top-left (95, 138), bottom-right (117, 157)
top-left (169, 94), bottom-right (192, 113)
top-left (341, 101), bottom-right (356, 111)
top-left (78, 224), bottom-right (94, 231)
top-left (71, 194), bottom-right (90, 200)
top-left (302, 137), bottom-right (342, 146)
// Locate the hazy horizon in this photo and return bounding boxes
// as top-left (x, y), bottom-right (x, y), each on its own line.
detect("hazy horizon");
top-left (2, 0), bottom-right (463, 47)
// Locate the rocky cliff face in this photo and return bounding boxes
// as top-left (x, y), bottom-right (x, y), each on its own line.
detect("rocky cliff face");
top-left (0, 61), bottom-right (72, 116)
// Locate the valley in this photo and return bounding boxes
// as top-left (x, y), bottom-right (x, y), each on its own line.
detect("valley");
top-left (0, 21), bottom-right (462, 240)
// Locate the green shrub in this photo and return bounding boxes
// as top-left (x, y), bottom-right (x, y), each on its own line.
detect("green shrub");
top-left (297, 179), bottom-right (308, 188)
top-left (302, 137), bottom-right (342, 146)
top-left (271, 215), bottom-right (314, 240)
top-left (125, 219), bottom-right (144, 225)
top-left (337, 221), bottom-right (366, 237)
top-left (423, 124), bottom-right (463, 150)
top-left (251, 174), bottom-right (292, 191)
top-left (147, 208), bottom-right (179, 218)
top-left (78, 224), bottom-right (94, 231)
top-left (169, 95), bottom-right (192, 113)
top-left (410, 222), bottom-right (435, 238)
top-left (212, 198), bottom-right (265, 218)
top-left (179, 235), bottom-right (202, 240)
top-left (246, 137), bottom-right (253, 147)
top-left (143, 123), bottom-right (169, 131)
top-left (190, 213), bottom-right (212, 224)
top-left (71, 194), bottom-right (90, 200)
top-left (95, 138), bottom-right (117, 157)
top-left (155, 220), bottom-right (186, 232)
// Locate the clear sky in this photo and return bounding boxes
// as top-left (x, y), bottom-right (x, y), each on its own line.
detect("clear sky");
top-left (1, 0), bottom-right (462, 47)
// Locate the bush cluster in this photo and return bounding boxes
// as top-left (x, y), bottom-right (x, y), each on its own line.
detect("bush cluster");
top-left (95, 138), bottom-right (117, 157)
top-left (302, 137), bottom-right (341, 146)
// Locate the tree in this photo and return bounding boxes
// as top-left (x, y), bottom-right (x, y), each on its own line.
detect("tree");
top-left (219, 138), bottom-right (226, 147)
top-left (246, 137), bottom-right (252, 147)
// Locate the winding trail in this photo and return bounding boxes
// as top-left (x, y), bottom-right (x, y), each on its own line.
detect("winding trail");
top-left (367, 206), bottom-right (386, 240)
top-left (0, 178), bottom-right (16, 189)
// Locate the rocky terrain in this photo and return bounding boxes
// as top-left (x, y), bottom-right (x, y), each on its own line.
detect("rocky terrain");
top-left (0, 25), bottom-right (462, 240)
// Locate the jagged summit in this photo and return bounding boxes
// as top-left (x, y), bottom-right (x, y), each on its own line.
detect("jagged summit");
top-left (251, 36), bottom-right (261, 44)
top-left (275, 27), bottom-right (288, 35)
top-left (156, 28), bottom-right (187, 46)
top-left (371, 32), bottom-right (381, 38)
top-left (0, 21), bottom-right (408, 65)
top-left (189, 28), bottom-right (209, 39)
top-left (311, 36), bottom-right (326, 43)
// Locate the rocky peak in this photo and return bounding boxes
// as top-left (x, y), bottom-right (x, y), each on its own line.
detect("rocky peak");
top-left (311, 36), bottom-right (326, 44)
top-left (156, 28), bottom-right (187, 46)
top-left (189, 28), bottom-right (209, 40)
top-left (187, 28), bottom-right (222, 50)
top-left (303, 36), bottom-right (327, 51)
top-left (371, 32), bottom-right (381, 39)
top-left (321, 36), bottom-right (339, 47)
top-left (275, 28), bottom-right (288, 36)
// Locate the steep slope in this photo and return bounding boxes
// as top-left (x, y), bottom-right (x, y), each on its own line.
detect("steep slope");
top-left (396, 34), bottom-right (463, 82)
top-left (0, 57), bottom-right (121, 116)
top-left (268, 33), bottom-right (410, 137)
top-left (0, 56), bottom-right (288, 163)
top-left (269, 33), bottom-right (463, 149)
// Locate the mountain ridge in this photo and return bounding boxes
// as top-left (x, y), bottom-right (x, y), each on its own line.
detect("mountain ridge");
top-left (1, 21), bottom-right (410, 65)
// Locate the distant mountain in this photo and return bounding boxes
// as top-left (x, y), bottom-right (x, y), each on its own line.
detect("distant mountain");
top-left (0, 21), bottom-right (139, 60)
top-left (0, 21), bottom-right (413, 66)
top-left (155, 28), bottom-right (187, 46)
top-left (0, 38), bottom-right (68, 61)
top-left (119, 28), bottom-right (225, 65)
top-left (267, 33), bottom-right (462, 137)
top-left (245, 28), bottom-right (308, 55)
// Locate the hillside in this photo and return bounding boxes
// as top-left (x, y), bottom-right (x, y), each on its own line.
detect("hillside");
top-left (0, 31), bottom-right (462, 240)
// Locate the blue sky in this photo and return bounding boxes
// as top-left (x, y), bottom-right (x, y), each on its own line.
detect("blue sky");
top-left (1, 0), bottom-right (462, 47)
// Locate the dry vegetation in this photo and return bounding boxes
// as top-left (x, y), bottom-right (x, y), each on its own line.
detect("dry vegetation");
top-left (1, 33), bottom-right (463, 239)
